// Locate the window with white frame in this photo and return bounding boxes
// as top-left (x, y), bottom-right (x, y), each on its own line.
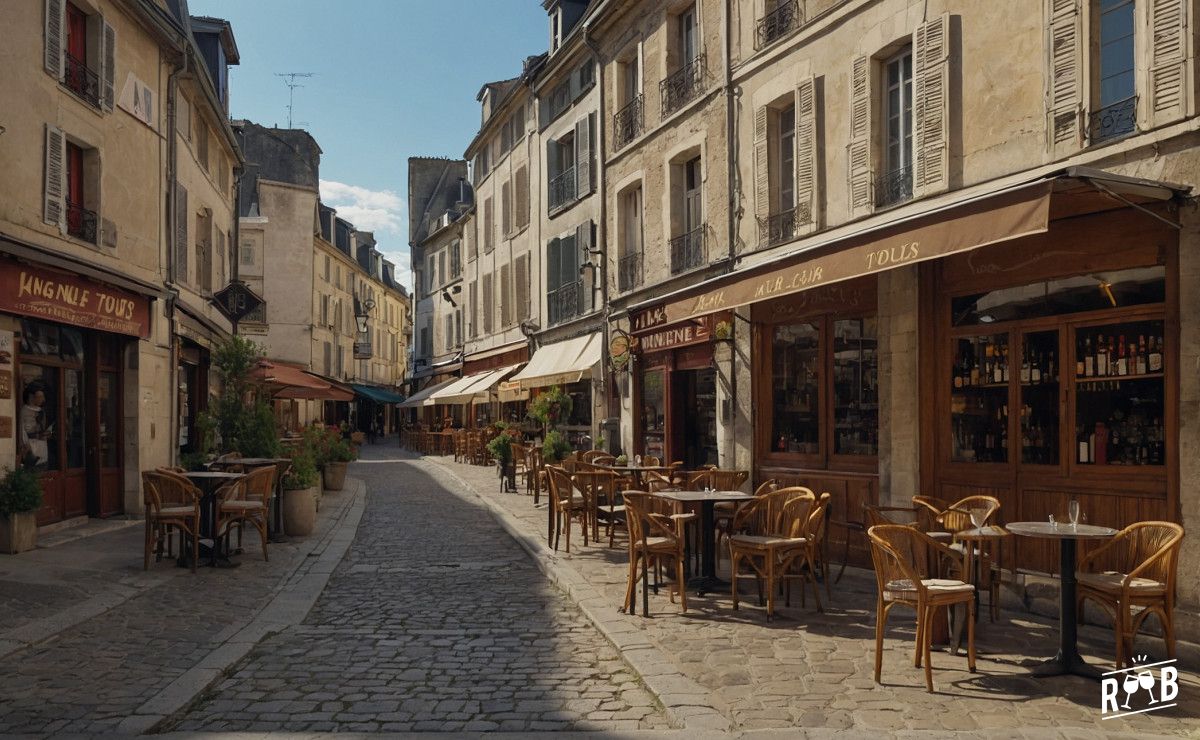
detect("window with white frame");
top-left (1091, 0), bottom-right (1136, 142)
top-left (880, 48), bottom-right (913, 207)
top-left (618, 184), bottom-right (643, 292)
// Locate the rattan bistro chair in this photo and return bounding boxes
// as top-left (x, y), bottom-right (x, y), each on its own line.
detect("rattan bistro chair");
top-left (546, 465), bottom-right (589, 552)
top-left (1077, 521), bottom-right (1184, 668)
top-left (868, 524), bottom-right (976, 693)
top-left (622, 491), bottom-right (692, 615)
top-left (142, 470), bottom-right (201, 572)
top-left (220, 465), bottom-right (273, 561)
top-left (729, 487), bottom-right (820, 619)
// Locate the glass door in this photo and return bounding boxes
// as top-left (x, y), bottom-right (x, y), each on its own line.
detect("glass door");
top-left (1018, 329), bottom-right (1059, 465)
top-left (640, 368), bottom-right (666, 460)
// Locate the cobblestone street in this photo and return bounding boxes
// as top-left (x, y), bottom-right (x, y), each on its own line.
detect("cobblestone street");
top-left (170, 452), bottom-right (667, 733)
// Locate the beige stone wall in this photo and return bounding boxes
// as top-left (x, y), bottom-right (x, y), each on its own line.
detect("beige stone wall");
top-left (1174, 197), bottom-right (1200, 625)
top-left (876, 265), bottom-right (919, 507)
top-left (311, 238), bottom-right (358, 380)
top-left (254, 179), bottom-right (318, 366)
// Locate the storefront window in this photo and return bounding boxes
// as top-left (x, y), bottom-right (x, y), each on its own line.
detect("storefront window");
top-left (950, 333), bottom-right (1009, 463)
top-left (64, 368), bottom-right (85, 469)
top-left (951, 266), bottom-right (1165, 326)
top-left (833, 318), bottom-right (878, 456)
top-left (770, 322), bottom-right (820, 455)
top-left (18, 364), bottom-right (58, 471)
top-left (1020, 329), bottom-right (1059, 465)
top-left (641, 369), bottom-right (665, 460)
top-left (98, 372), bottom-right (119, 467)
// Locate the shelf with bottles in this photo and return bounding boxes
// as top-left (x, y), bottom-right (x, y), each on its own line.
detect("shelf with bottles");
top-left (1074, 378), bottom-right (1165, 467)
top-left (1074, 321), bottom-right (1164, 381)
top-left (1018, 329), bottom-right (1059, 465)
top-left (950, 395), bottom-right (1009, 463)
top-left (951, 333), bottom-right (1011, 391)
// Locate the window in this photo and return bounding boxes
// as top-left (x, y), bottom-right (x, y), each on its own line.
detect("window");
top-left (323, 341), bottom-right (332, 375)
top-left (514, 253), bottom-right (530, 321)
top-left (450, 239), bottom-right (462, 278)
top-left (64, 140), bottom-right (95, 244)
top-left (614, 49), bottom-right (644, 149)
top-left (240, 240), bottom-right (255, 267)
top-left (777, 104), bottom-right (796, 213)
top-left (618, 185), bottom-right (643, 292)
top-left (755, 80), bottom-right (817, 250)
top-left (445, 315), bottom-right (454, 351)
top-left (321, 294), bottom-right (329, 326)
top-left (439, 251), bottom-right (446, 288)
top-left (514, 166), bottom-right (530, 230)
top-left (547, 231), bottom-right (583, 326)
top-left (324, 254), bottom-right (330, 281)
top-left (670, 157), bottom-right (704, 274)
top-left (473, 148), bottom-right (489, 184)
top-left (197, 116), bottom-right (209, 172)
top-left (483, 198), bottom-right (494, 251)
top-left (756, 0), bottom-right (802, 50)
top-left (419, 326), bottom-right (430, 357)
top-left (426, 254), bottom-right (436, 293)
top-left (337, 344), bottom-right (344, 378)
top-left (678, 5), bottom-right (699, 64)
top-left (550, 8), bottom-right (562, 52)
top-left (455, 310), bottom-right (463, 347)
top-left (661, 4), bottom-right (704, 116)
top-left (482, 273), bottom-right (494, 333)
top-left (196, 210), bottom-right (212, 292)
top-left (547, 114), bottom-right (593, 212)
top-left (500, 262), bottom-right (512, 327)
top-left (1092, 0), bottom-right (1137, 141)
top-left (501, 180), bottom-right (512, 236)
top-left (54, 2), bottom-right (112, 111)
top-left (468, 280), bottom-right (478, 338)
top-left (879, 48), bottom-right (913, 207)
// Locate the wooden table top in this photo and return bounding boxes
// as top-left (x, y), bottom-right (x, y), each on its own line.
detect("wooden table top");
top-left (182, 471), bottom-right (245, 479)
top-left (652, 490), bottom-right (754, 503)
top-left (599, 464), bottom-right (671, 473)
top-left (1006, 521), bottom-right (1118, 540)
top-left (210, 457), bottom-right (289, 466)
top-left (953, 525), bottom-right (1011, 541)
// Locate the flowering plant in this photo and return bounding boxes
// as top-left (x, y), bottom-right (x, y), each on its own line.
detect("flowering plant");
top-left (529, 386), bottom-right (573, 429)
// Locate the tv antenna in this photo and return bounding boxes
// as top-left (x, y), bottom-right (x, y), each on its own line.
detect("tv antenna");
top-left (276, 72), bottom-right (314, 128)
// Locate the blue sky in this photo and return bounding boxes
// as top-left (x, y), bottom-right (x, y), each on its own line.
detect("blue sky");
top-left (191, 0), bottom-right (549, 288)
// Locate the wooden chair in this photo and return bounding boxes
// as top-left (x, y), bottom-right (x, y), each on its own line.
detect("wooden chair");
top-left (1077, 521), bottom-right (1184, 667)
top-left (580, 449), bottom-right (608, 463)
top-left (912, 495), bottom-right (949, 533)
top-left (709, 469), bottom-right (750, 491)
top-left (546, 465), bottom-right (589, 552)
top-left (573, 469), bottom-right (625, 547)
top-left (728, 487), bottom-right (817, 619)
top-left (220, 466), bottom-right (273, 562)
top-left (868, 524), bottom-right (976, 692)
top-left (622, 491), bottom-right (691, 615)
top-left (716, 479), bottom-right (777, 567)
top-left (642, 455), bottom-right (661, 466)
top-left (142, 471), bottom-right (201, 572)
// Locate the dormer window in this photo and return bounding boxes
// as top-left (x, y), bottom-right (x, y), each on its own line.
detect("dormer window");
top-left (551, 8), bottom-right (563, 53)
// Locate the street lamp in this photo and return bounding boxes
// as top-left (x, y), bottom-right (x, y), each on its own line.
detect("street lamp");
top-left (355, 296), bottom-right (376, 334)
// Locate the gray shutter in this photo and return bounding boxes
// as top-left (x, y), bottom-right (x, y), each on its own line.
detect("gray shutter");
top-left (576, 221), bottom-right (592, 311)
top-left (1147, 0), bottom-right (1190, 127)
top-left (847, 55), bottom-right (873, 214)
top-left (794, 76), bottom-right (819, 229)
top-left (174, 182), bottom-right (188, 283)
top-left (913, 14), bottom-right (950, 196)
top-left (44, 0), bottom-right (63, 78)
top-left (515, 253), bottom-right (530, 321)
top-left (547, 237), bottom-right (561, 292)
top-left (101, 17), bottom-right (116, 111)
top-left (575, 115), bottom-right (592, 197)
top-left (43, 124), bottom-right (65, 229)
top-left (1047, 0), bottom-right (1084, 153)
top-left (753, 106), bottom-right (769, 219)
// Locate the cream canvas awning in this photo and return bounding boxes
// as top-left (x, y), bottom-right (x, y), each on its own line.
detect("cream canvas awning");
top-left (428, 364), bottom-right (522, 405)
top-left (399, 377), bottom-right (458, 408)
top-left (467, 364), bottom-right (522, 404)
top-left (510, 333), bottom-right (602, 390)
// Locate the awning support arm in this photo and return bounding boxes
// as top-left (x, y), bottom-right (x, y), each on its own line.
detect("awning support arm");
top-left (1083, 178), bottom-right (1182, 230)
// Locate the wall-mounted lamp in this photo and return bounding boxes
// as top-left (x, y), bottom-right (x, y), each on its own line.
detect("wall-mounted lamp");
top-left (354, 296), bottom-right (376, 334)
top-left (441, 284), bottom-right (462, 307)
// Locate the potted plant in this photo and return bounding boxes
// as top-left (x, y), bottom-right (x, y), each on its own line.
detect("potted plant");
top-left (309, 424), bottom-right (356, 491)
top-left (487, 427), bottom-right (517, 492)
top-left (542, 429), bottom-right (574, 465)
top-left (281, 445), bottom-right (319, 537)
top-left (0, 466), bottom-right (43, 554)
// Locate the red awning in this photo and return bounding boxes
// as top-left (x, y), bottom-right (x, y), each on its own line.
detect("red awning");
top-left (252, 360), bottom-right (354, 401)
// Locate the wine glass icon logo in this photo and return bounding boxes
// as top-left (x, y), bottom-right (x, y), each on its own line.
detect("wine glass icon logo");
top-left (1120, 672), bottom-right (1140, 709)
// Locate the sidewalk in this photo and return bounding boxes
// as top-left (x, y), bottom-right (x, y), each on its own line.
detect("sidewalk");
top-left (422, 451), bottom-right (1200, 736)
top-left (0, 478), bottom-right (366, 735)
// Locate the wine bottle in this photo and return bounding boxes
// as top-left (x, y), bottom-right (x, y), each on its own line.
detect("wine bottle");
top-left (993, 346), bottom-right (1004, 384)
top-left (1117, 335), bottom-right (1128, 376)
top-left (1084, 336), bottom-right (1095, 377)
top-left (1002, 346), bottom-right (1010, 382)
top-left (1136, 335), bottom-right (1147, 375)
top-left (1097, 334), bottom-right (1108, 376)
top-left (1031, 351), bottom-right (1042, 383)
top-left (1149, 335), bottom-right (1163, 372)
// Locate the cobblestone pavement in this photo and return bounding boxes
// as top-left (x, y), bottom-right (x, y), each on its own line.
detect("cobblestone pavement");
top-left (0, 483), bottom-right (359, 736)
top-left (171, 450), bottom-right (668, 734)
top-left (425, 452), bottom-right (1200, 736)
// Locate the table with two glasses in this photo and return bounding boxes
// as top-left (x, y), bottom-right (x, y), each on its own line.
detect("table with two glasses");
top-left (652, 489), bottom-right (754, 594)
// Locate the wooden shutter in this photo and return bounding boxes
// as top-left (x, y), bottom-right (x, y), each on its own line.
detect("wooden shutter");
top-left (576, 221), bottom-right (592, 311)
top-left (794, 76), bottom-right (818, 229)
top-left (753, 106), bottom-right (769, 219)
top-left (100, 17), bottom-right (116, 111)
top-left (547, 237), bottom-right (561, 292)
top-left (45, 0), bottom-right (63, 77)
top-left (483, 198), bottom-right (493, 250)
top-left (515, 253), bottom-right (530, 321)
top-left (500, 262), bottom-right (512, 327)
top-left (501, 180), bottom-right (512, 236)
top-left (847, 55), bottom-right (873, 214)
top-left (515, 166), bottom-right (529, 228)
top-left (913, 14), bottom-right (950, 196)
top-left (1147, 0), bottom-right (1190, 127)
top-left (1047, 0), bottom-right (1084, 153)
top-left (482, 273), bottom-right (493, 333)
top-left (174, 183), bottom-right (188, 283)
top-left (469, 280), bottom-right (477, 337)
top-left (43, 124), bottom-right (65, 229)
top-left (575, 115), bottom-right (592, 197)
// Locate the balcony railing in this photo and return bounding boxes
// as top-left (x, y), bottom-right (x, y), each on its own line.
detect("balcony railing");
top-left (548, 279), bottom-right (584, 326)
top-left (1090, 96), bottom-right (1137, 144)
top-left (757, 205), bottom-right (811, 249)
top-left (755, 1), bottom-right (803, 51)
top-left (874, 165), bottom-right (913, 208)
top-left (66, 200), bottom-right (98, 243)
top-left (613, 94), bottom-right (644, 151)
top-left (549, 166), bottom-right (577, 211)
top-left (62, 52), bottom-right (101, 109)
top-left (669, 226), bottom-right (707, 275)
top-left (618, 252), bottom-right (642, 292)
top-left (659, 53), bottom-right (705, 118)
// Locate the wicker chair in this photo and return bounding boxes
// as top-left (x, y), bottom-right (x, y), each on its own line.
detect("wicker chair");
top-left (220, 466), bottom-right (273, 561)
top-left (716, 479), bottom-right (777, 566)
top-left (728, 487), bottom-right (819, 619)
top-left (622, 491), bottom-right (692, 615)
top-left (1077, 521), bottom-right (1184, 667)
top-left (573, 469), bottom-right (625, 547)
top-left (546, 465), bottom-right (589, 552)
top-left (868, 524), bottom-right (976, 692)
top-left (142, 470), bottom-right (202, 572)
top-left (214, 451), bottom-right (244, 472)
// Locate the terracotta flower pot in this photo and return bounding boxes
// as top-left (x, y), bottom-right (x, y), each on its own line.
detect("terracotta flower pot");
top-left (323, 461), bottom-right (348, 491)
top-left (0, 512), bottom-right (38, 554)
top-left (282, 486), bottom-right (318, 537)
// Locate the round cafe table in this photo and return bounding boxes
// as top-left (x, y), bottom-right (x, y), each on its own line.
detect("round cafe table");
top-left (182, 471), bottom-right (246, 567)
top-left (1007, 521), bottom-right (1118, 679)
top-left (597, 463), bottom-right (671, 490)
top-left (209, 457), bottom-right (292, 540)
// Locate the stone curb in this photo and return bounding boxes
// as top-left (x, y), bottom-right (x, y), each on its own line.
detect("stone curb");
top-left (419, 455), bottom-right (733, 733)
top-left (115, 477), bottom-right (369, 735)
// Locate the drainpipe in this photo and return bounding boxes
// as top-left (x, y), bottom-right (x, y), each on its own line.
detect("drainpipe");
top-left (583, 16), bottom-right (609, 450)
top-left (166, 46), bottom-right (188, 466)
top-left (723, 0), bottom-right (739, 469)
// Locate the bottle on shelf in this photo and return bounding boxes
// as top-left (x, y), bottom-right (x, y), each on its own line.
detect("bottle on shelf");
top-left (1149, 335), bottom-right (1163, 372)
top-left (1084, 336), bottom-right (1095, 377)
top-left (1022, 348), bottom-right (1031, 383)
top-left (1032, 351), bottom-right (1042, 383)
top-left (1136, 335), bottom-right (1147, 375)
top-left (1116, 336), bottom-right (1128, 376)
top-left (1097, 333), bottom-right (1109, 376)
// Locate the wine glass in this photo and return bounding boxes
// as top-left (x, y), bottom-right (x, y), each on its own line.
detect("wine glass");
top-left (1068, 500), bottom-right (1080, 530)
top-left (1139, 670), bottom-right (1159, 704)
top-left (1048, 513), bottom-right (1057, 529)
top-left (1121, 672), bottom-right (1141, 709)
top-left (634, 455), bottom-right (642, 467)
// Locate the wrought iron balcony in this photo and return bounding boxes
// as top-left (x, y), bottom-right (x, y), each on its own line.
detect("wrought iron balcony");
top-left (659, 53), bottom-right (705, 118)
top-left (66, 200), bottom-right (97, 243)
top-left (670, 227), bottom-right (707, 275)
top-left (757, 205), bottom-right (811, 249)
top-left (548, 279), bottom-right (584, 326)
top-left (755, 1), bottom-right (803, 51)
top-left (62, 52), bottom-right (101, 109)
top-left (618, 252), bottom-right (642, 292)
top-left (1089, 96), bottom-right (1137, 144)
top-left (874, 165), bottom-right (913, 208)
top-left (548, 166), bottom-right (577, 211)
top-left (613, 94), bottom-right (644, 151)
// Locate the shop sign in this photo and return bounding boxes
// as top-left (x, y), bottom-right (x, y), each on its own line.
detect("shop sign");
top-left (636, 318), bottom-right (711, 354)
top-left (353, 341), bottom-right (373, 359)
top-left (0, 264), bottom-right (151, 338)
top-left (212, 281), bottom-right (264, 323)
top-left (609, 330), bottom-right (632, 372)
